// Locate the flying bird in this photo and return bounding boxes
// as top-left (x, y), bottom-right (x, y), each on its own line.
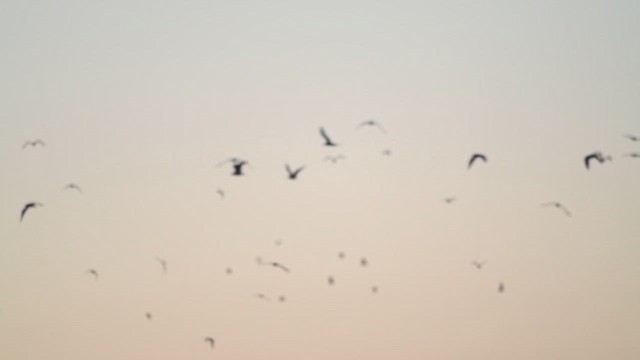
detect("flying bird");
top-left (381, 149), bottom-right (392, 156)
top-left (324, 154), bottom-right (346, 163)
top-left (20, 202), bottom-right (43, 222)
top-left (468, 153), bottom-right (487, 169)
top-left (498, 282), bottom-right (505, 293)
top-left (145, 312), bottom-right (153, 321)
top-left (156, 257), bottom-right (168, 274)
top-left (622, 152), bottom-right (640, 158)
top-left (217, 158), bottom-right (249, 176)
top-left (541, 202), bottom-right (572, 217)
top-left (471, 261), bottom-right (486, 270)
top-left (22, 139), bottom-right (46, 149)
top-left (216, 189), bottom-right (225, 199)
top-left (444, 197), bottom-right (456, 204)
top-left (204, 337), bottom-right (215, 348)
top-left (338, 251), bottom-right (345, 260)
top-left (319, 127), bottom-right (338, 146)
top-left (357, 119), bottom-right (386, 133)
top-left (270, 262), bottom-right (290, 273)
top-left (623, 134), bottom-right (639, 141)
top-left (328, 276), bottom-right (335, 285)
top-left (360, 258), bottom-right (368, 267)
top-left (371, 286), bottom-right (379, 294)
top-left (63, 183), bottom-right (82, 193)
top-left (278, 295), bottom-right (286, 303)
top-left (254, 293), bottom-right (270, 302)
top-left (87, 269), bottom-right (99, 280)
top-left (584, 151), bottom-right (610, 169)
top-left (285, 164), bottom-right (305, 180)
top-left (225, 267), bottom-right (233, 275)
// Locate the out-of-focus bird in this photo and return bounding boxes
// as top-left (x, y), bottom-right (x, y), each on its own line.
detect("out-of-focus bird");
top-left (468, 153), bottom-right (487, 169)
top-left (270, 262), bottom-right (290, 273)
top-left (20, 202), bottom-right (43, 222)
top-left (328, 276), bottom-right (335, 285)
top-left (216, 189), bottom-right (225, 199)
top-left (254, 293), bottom-right (270, 302)
top-left (217, 158), bottom-right (249, 176)
top-left (623, 134), bottom-right (639, 142)
top-left (471, 261), bottom-right (486, 270)
top-left (63, 183), bottom-right (82, 193)
top-left (22, 139), bottom-right (46, 149)
top-left (145, 312), bottom-right (153, 321)
top-left (338, 251), bottom-right (345, 260)
top-left (444, 197), bottom-right (456, 204)
top-left (498, 282), bottom-right (505, 293)
top-left (87, 269), bottom-right (99, 280)
top-left (324, 154), bottom-right (346, 163)
top-left (360, 258), bottom-right (368, 267)
top-left (371, 286), bottom-right (379, 294)
top-left (541, 202), bottom-right (572, 217)
top-left (357, 119), bottom-right (386, 133)
top-left (225, 267), bottom-right (233, 275)
top-left (320, 127), bottom-right (338, 146)
top-left (622, 152), bottom-right (640, 158)
top-left (381, 149), bottom-right (392, 156)
top-left (285, 164), bottom-right (305, 180)
top-left (278, 295), bottom-right (286, 303)
top-left (584, 151), bottom-right (611, 169)
top-left (156, 257), bottom-right (168, 274)
top-left (204, 337), bottom-right (215, 348)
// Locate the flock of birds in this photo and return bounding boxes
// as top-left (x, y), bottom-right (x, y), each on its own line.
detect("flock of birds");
top-left (16, 122), bottom-right (640, 352)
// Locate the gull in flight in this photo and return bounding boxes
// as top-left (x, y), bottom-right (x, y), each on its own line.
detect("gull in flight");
top-left (357, 119), bottom-right (386, 133)
top-left (468, 153), bottom-right (487, 169)
top-left (225, 267), bottom-right (233, 275)
top-left (498, 282), bottom-right (505, 293)
top-left (22, 139), bottom-right (46, 149)
top-left (471, 260), bottom-right (486, 270)
top-left (270, 261), bottom-right (290, 273)
top-left (204, 337), bottom-right (215, 348)
top-left (87, 269), bottom-right (99, 281)
top-left (444, 197), bottom-right (456, 204)
top-left (371, 286), bottom-right (379, 294)
top-left (216, 189), bottom-right (225, 199)
top-left (20, 202), bottom-right (43, 222)
top-left (622, 152), bottom-right (640, 158)
top-left (328, 276), bottom-right (335, 285)
top-left (285, 164), bottom-right (305, 180)
top-left (324, 154), bottom-right (346, 164)
top-left (319, 127), bottom-right (338, 146)
top-left (360, 257), bottom-right (369, 267)
top-left (623, 134), bottom-right (639, 142)
top-left (541, 202), bottom-right (571, 217)
top-left (217, 157), bottom-right (250, 176)
top-left (156, 257), bottom-right (168, 274)
top-left (145, 312), bottom-right (153, 321)
top-left (254, 293), bottom-right (270, 302)
top-left (63, 183), bottom-right (82, 193)
top-left (278, 295), bottom-right (286, 303)
top-left (584, 151), bottom-right (611, 169)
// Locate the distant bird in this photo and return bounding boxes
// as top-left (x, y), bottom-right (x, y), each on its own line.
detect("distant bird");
top-left (145, 312), bottom-right (153, 321)
top-left (324, 154), bottom-right (346, 163)
top-left (498, 282), bottom-right (505, 293)
top-left (254, 293), bottom-right (270, 302)
top-left (217, 158), bottom-right (249, 176)
top-left (278, 295), bottom-right (286, 303)
top-left (328, 276), bottom-right (335, 285)
top-left (338, 251), bottom-right (345, 260)
top-left (471, 260), bottom-right (486, 270)
top-left (204, 337), bottom-right (215, 348)
top-left (225, 267), bottom-right (233, 275)
top-left (444, 197), bottom-right (456, 204)
top-left (22, 139), bottom-right (46, 149)
top-left (63, 183), bottom-right (82, 193)
top-left (541, 202), bottom-right (572, 217)
top-left (20, 202), bottom-right (43, 222)
top-left (371, 286), bottom-right (379, 294)
top-left (156, 257), bottom-right (168, 274)
top-left (274, 239), bottom-right (283, 246)
top-left (622, 152), bottom-right (640, 158)
top-left (468, 153), bottom-right (487, 169)
top-left (357, 119), bottom-right (386, 133)
top-left (381, 149), bottom-right (392, 156)
top-left (216, 189), bottom-right (225, 199)
top-left (360, 258), bottom-right (368, 267)
top-left (584, 151), bottom-right (611, 169)
top-left (87, 269), bottom-right (99, 280)
top-left (623, 134), bottom-right (639, 142)
top-left (270, 262), bottom-right (290, 273)
top-left (319, 127), bottom-right (338, 146)
top-left (285, 164), bottom-right (305, 180)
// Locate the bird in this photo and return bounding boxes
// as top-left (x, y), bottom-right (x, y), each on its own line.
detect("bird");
top-left (381, 149), bottom-right (392, 156)
top-left (541, 202), bottom-right (572, 217)
top-left (270, 262), bottom-right (290, 273)
top-left (498, 282), bottom-right (505, 293)
top-left (225, 267), bottom-right (233, 275)
top-left (319, 127), bottom-right (338, 146)
top-left (20, 202), bottom-right (43, 222)
top-left (471, 260), bottom-right (486, 270)
top-left (468, 153), bottom-right (487, 169)
top-left (217, 158), bottom-right (249, 176)
top-left (357, 119), bottom-right (386, 133)
top-left (360, 258), bottom-right (368, 267)
top-left (584, 151), bottom-right (612, 169)
top-left (155, 257), bottom-right (168, 274)
top-left (285, 164), bottom-right (305, 180)
top-left (338, 251), bottom-right (345, 260)
top-left (22, 139), bottom-right (46, 149)
top-left (371, 286), bottom-right (379, 294)
top-left (145, 312), bottom-right (153, 321)
top-left (324, 154), bottom-right (346, 163)
top-left (444, 197), bottom-right (456, 204)
top-left (278, 295), bottom-right (286, 303)
top-left (204, 337), bottom-right (215, 348)
top-left (623, 134), bottom-right (639, 141)
top-left (327, 276), bottom-right (335, 285)
top-left (274, 239), bottom-right (283, 246)
top-left (254, 293), bottom-right (270, 302)
top-left (622, 152), bottom-right (640, 158)
top-left (87, 269), bottom-right (99, 280)
top-left (63, 183), bottom-right (82, 193)
top-left (216, 189), bottom-right (225, 199)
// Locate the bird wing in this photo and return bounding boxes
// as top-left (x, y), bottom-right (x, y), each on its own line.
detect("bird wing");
top-left (559, 205), bottom-right (572, 217)
top-left (584, 154), bottom-right (595, 169)
top-left (34, 139), bottom-right (46, 146)
top-left (292, 166), bottom-right (305, 177)
top-left (22, 141), bottom-right (32, 149)
top-left (20, 203), bottom-right (33, 221)
top-left (319, 127), bottom-right (333, 143)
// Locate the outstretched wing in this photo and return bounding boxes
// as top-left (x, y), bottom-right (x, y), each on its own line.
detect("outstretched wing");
top-left (20, 203), bottom-right (33, 221)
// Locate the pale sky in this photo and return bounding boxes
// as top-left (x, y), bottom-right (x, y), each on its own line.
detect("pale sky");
top-left (1, 1), bottom-right (639, 359)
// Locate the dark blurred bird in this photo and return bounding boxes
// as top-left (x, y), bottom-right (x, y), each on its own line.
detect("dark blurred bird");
top-left (324, 154), bottom-right (345, 163)
top-left (498, 282), bottom-right (505, 293)
top-left (584, 151), bottom-right (611, 169)
top-left (357, 119), bottom-right (386, 133)
top-left (216, 189), bottom-right (225, 199)
top-left (204, 337), bottom-right (215, 348)
top-left (371, 286), bottom-right (379, 294)
top-left (328, 276), bottom-right (335, 285)
top-left (254, 293), bottom-right (270, 302)
top-left (622, 152), bottom-right (640, 158)
top-left (225, 267), bottom-right (233, 275)
top-left (156, 257), bottom-right (168, 274)
top-left (471, 260), bottom-right (486, 270)
top-left (87, 269), bottom-right (99, 280)
top-left (338, 251), bottom-right (345, 260)
top-left (541, 202), bottom-right (572, 217)
top-left (278, 295), bottom-right (286, 303)
top-left (468, 153), bottom-right (487, 169)
top-left (145, 312), bottom-right (152, 321)
top-left (381, 149), bottom-right (392, 156)
top-left (274, 239), bottom-right (283, 246)
top-left (63, 183), bottom-right (82, 193)
top-left (360, 258), bottom-right (368, 267)
top-left (270, 262), bottom-right (290, 273)
top-left (623, 134), bottom-right (639, 142)
top-left (22, 139), bottom-right (46, 149)
top-left (20, 202), bottom-right (43, 222)
top-left (320, 127), bottom-right (338, 146)
top-left (285, 164), bottom-right (305, 180)
top-left (217, 158), bottom-right (249, 176)
top-left (444, 197), bottom-right (456, 204)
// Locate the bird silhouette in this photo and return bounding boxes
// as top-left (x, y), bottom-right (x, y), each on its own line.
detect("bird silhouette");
top-left (285, 164), bottom-right (305, 180)
top-left (217, 158), bottom-right (249, 176)
top-left (471, 260), bottom-right (486, 270)
top-left (270, 262), bottom-right (290, 273)
top-left (338, 251), bottom-right (345, 260)
top-left (444, 197), bottom-right (456, 204)
top-left (145, 312), bottom-right (153, 321)
top-left (20, 202), bottom-right (43, 222)
top-left (156, 257), bottom-right (168, 274)
top-left (216, 189), bottom-right (225, 199)
top-left (357, 119), bottom-right (386, 133)
top-left (87, 269), bottom-right (99, 280)
top-left (371, 286), bottom-right (379, 294)
top-left (254, 293), bottom-right (270, 302)
top-left (468, 153), bottom-right (487, 169)
top-left (278, 295), bottom-right (286, 303)
top-left (328, 276), bottom-right (335, 285)
top-left (360, 258), bottom-right (368, 267)
top-left (324, 154), bottom-right (346, 163)
top-left (63, 183), bottom-right (82, 193)
top-left (22, 139), bottom-right (46, 149)
top-left (584, 151), bottom-right (610, 169)
top-left (204, 337), bottom-right (215, 348)
top-left (498, 282), bottom-right (505, 293)
top-left (622, 152), bottom-right (640, 158)
top-left (319, 127), bottom-right (338, 146)
top-left (623, 134), bottom-right (639, 141)
top-left (381, 149), bottom-right (392, 156)
top-left (541, 202), bottom-right (572, 217)
top-left (225, 267), bottom-right (233, 275)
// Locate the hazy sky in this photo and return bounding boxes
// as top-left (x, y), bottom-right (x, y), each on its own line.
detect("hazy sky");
top-left (1, 1), bottom-right (639, 359)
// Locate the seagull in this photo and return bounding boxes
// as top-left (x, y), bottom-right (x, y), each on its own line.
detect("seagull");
top-left (156, 257), bottom-right (168, 274)
top-left (20, 202), bottom-right (43, 222)
top-left (328, 276), bottom-right (335, 285)
top-left (217, 158), bottom-right (249, 176)
top-left (270, 262), bottom-right (290, 273)
top-left (204, 337), bottom-right (215, 348)
top-left (338, 251), bottom-right (345, 260)
top-left (285, 164), bottom-right (305, 180)
top-left (22, 139), bottom-right (46, 149)
top-left (63, 183), bottom-right (82, 193)
top-left (498, 282), bottom-right (505, 293)
top-left (468, 153), bottom-right (487, 169)
top-left (324, 154), bottom-right (346, 163)
top-left (254, 293), bottom-right (270, 302)
top-left (360, 258), bottom-right (368, 267)
top-left (87, 269), bottom-right (99, 280)
top-left (216, 189), bottom-right (225, 199)
top-left (471, 260), bottom-right (486, 270)
top-left (584, 151), bottom-right (610, 169)
top-left (541, 202), bottom-right (572, 216)
top-left (444, 197), bottom-right (456, 204)
top-left (357, 119), bottom-right (386, 133)
top-left (319, 127), bottom-right (338, 146)
top-left (145, 312), bottom-right (153, 321)
top-left (623, 134), bottom-right (639, 142)
top-left (622, 152), bottom-right (640, 158)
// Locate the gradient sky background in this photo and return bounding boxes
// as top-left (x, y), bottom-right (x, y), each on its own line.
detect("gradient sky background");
top-left (1, 1), bottom-right (639, 359)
